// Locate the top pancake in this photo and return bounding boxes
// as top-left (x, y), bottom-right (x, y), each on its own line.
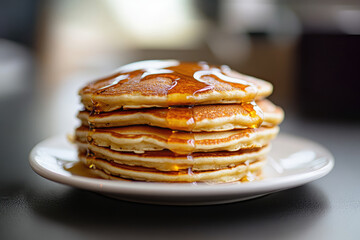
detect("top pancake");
top-left (79, 60), bottom-right (273, 112)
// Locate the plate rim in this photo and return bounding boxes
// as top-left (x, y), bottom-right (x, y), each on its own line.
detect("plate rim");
top-left (29, 133), bottom-right (334, 198)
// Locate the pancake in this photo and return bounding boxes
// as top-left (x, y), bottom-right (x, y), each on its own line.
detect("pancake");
top-left (76, 141), bottom-right (270, 171)
top-left (74, 59), bottom-right (284, 183)
top-left (77, 99), bottom-right (283, 131)
top-left (86, 166), bottom-right (263, 183)
top-left (75, 125), bottom-right (279, 154)
top-left (256, 100), bottom-right (284, 127)
top-left (79, 60), bottom-right (273, 111)
top-left (79, 153), bottom-right (265, 183)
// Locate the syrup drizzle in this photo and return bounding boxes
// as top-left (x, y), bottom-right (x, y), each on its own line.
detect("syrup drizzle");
top-left (86, 60), bottom-right (257, 107)
top-left (97, 74), bottom-right (129, 92)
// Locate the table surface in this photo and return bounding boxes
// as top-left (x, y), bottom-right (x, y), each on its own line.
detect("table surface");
top-left (1, 94), bottom-right (360, 240)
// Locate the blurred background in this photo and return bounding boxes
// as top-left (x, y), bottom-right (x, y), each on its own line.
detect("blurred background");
top-left (0, 0), bottom-right (359, 182)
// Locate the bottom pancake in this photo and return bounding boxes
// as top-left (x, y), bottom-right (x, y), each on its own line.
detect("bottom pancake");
top-left (76, 141), bottom-right (270, 171)
top-left (78, 153), bottom-right (265, 183)
top-left (86, 166), bottom-right (263, 183)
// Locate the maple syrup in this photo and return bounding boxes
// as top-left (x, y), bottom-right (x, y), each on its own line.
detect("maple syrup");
top-left (167, 130), bottom-right (196, 155)
top-left (165, 106), bottom-right (196, 131)
top-left (63, 161), bottom-right (101, 178)
top-left (83, 60), bottom-right (258, 107)
top-left (241, 101), bottom-right (264, 128)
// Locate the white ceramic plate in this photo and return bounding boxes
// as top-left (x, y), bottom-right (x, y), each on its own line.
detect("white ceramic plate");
top-left (29, 134), bottom-right (334, 205)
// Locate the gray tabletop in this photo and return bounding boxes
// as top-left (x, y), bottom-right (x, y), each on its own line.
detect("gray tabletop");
top-left (1, 96), bottom-right (360, 240)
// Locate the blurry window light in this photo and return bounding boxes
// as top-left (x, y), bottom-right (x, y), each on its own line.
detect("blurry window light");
top-left (221, 0), bottom-right (300, 42)
top-left (221, 0), bottom-right (277, 33)
top-left (335, 8), bottom-right (360, 35)
top-left (0, 39), bottom-right (30, 98)
top-left (209, 0), bottom-right (300, 64)
top-left (105, 0), bottom-right (206, 48)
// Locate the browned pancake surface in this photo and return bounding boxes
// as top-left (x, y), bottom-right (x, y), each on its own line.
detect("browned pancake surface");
top-left (80, 60), bottom-right (273, 111)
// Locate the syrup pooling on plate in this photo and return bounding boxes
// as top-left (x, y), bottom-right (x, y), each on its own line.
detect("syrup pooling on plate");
top-left (64, 161), bottom-right (101, 178)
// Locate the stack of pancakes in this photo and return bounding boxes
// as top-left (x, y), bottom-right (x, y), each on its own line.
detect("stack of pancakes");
top-left (75, 60), bottom-right (284, 183)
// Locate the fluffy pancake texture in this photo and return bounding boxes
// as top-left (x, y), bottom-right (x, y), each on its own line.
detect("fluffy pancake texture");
top-left (74, 60), bottom-right (283, 183)
top-left (77, 99), bottom-right (283, 131)
top-left (79, 153), bottom-right (265, 183)
top-left (76, 141), bottom-right (270, 171)
top-left (75, 125), bottom-right (278, 154)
